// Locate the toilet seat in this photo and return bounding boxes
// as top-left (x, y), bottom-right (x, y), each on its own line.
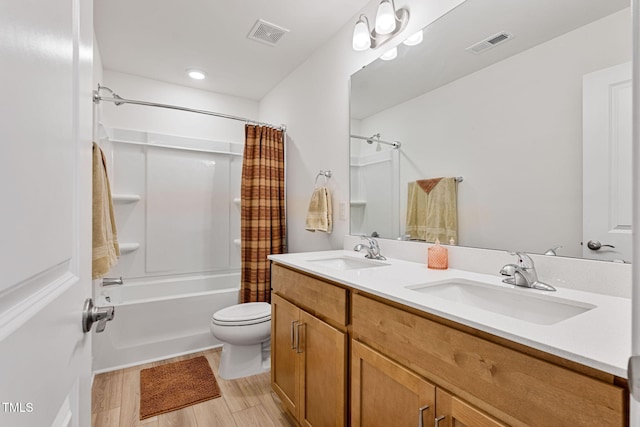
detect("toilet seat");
top-left (212, 302), bottom-right (271, 326)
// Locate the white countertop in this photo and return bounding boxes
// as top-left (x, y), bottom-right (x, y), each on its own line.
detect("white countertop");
top-left (269, 250), bottom-right (631, 377)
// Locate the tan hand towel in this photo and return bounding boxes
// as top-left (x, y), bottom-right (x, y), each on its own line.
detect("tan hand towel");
top-left (406, 177), bottom-right (457, 243)
top-left (305, 186), bottom-right (332, 233)
top-left (92, 142), bottom-right (120, 279)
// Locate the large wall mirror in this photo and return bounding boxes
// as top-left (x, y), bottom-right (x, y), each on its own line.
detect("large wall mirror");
top-left (350, 0), bottom-right (632, 262)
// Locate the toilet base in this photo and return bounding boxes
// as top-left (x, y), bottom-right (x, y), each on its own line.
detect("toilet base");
top-left (218, 339), bottom-right (271, 380)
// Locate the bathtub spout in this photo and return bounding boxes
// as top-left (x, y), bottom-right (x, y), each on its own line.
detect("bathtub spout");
top-left (102, 276), bottom-right (123, 286)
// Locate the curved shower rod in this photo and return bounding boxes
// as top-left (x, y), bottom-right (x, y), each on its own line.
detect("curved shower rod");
top-left (93, 84), bottom-right (286, 132)
top-left (350, 133), bottom-right (401, 149)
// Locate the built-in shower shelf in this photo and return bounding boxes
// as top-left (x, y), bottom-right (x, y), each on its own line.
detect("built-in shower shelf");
top-left (112, 194), bottom-right (141, 203)
top-left (119, 243), bottom-right (140, 253)
top-left (233, 239), bottom-right (241, 247)
top-left (233, 198), bottom-right (241, 206)
top-left (350, 200), bottom-right (367, 207)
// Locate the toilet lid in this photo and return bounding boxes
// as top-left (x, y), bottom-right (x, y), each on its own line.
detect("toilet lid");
top-left (212, 302), bottom-right (271, 324)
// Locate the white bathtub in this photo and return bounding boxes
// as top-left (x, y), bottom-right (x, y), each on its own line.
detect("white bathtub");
top-left (92, 273), bottom-right (240, 372)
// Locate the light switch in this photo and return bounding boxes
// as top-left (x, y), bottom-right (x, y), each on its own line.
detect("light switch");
top-left (339, 201), bottom-right (347, 220)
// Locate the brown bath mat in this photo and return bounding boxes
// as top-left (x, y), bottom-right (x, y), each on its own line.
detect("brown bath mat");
top-left (139, 356), bottom-right (221, 420)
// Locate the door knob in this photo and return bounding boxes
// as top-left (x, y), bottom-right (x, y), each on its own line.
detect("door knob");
top-left (586, 240), bottom-right (615, 251)
top-left (82, 298), bottom-right (115, 333)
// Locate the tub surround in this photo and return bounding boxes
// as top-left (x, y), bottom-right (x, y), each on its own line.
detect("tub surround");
top-left (269, 250), bottom-right (631, 378)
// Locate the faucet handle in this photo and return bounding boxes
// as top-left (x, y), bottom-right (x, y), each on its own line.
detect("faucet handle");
top-left (360, 235), bottom-right (378, 249)
top-left (508, 251), bottom-right (535, 269)
top-left (499, 264), bottom-right (518, 277)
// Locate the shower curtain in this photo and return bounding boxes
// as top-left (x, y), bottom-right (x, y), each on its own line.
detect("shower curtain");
top-left (240, 125), bottom-right (286, 303)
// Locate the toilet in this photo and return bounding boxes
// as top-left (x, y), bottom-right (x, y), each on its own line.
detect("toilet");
top-left (210, 302), bottom-right (271, 380)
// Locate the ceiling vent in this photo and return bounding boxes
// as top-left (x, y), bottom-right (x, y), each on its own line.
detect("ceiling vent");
top-left (466, 31), bottom-right (513, 54)
top-left (247, 19), bottom-right (289, 46)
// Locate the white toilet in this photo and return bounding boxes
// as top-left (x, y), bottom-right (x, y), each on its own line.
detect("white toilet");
top-left (210, 302), bottom-right (271, 380)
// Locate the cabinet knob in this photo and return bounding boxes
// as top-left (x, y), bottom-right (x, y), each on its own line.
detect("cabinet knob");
top-left (435, 415), bottom-right (446, 427)
top-left (418, 404), bottom-right (430, 427)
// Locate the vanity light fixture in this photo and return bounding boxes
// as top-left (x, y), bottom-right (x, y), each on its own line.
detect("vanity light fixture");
top-left (375, 0), bottom-right (397, 35)
top-left (380, 47), bottom-right (397, 61)
top-left (403, 29), bottom-right (423, 46)
top-left (352, 16), bottom-right (372, 51)
top-left (352, 0), bottom-right (409, 51)
top-left (186, 69), bottom-right (207, 80)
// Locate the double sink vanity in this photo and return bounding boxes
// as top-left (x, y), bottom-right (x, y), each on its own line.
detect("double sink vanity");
top-left (268, 249), bottom-right (630, 426)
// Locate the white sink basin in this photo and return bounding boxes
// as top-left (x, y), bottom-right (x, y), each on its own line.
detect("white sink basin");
top-left (406, 279), bottom-right (596, 325)
top-left (307, 256), bottom-right (389, 271)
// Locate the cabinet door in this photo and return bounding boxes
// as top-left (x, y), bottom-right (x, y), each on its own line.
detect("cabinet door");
top-left (298, 309), bottom-right (347, 427)
top-left (435, 389), bottom-right (506, 427)
top-left (271, 293), bottom-right (301, 418)
top-left (352, 340), bottom-right (436, 427)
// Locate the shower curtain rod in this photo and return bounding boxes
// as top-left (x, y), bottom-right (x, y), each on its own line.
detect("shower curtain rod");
top-left (93, 84), bottom-right (286, 132)
top-left (350, 133), bottom-right (401, 149)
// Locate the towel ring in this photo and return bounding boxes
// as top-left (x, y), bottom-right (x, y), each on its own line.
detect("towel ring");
top-left (315, 170), bottom-right (332, 187)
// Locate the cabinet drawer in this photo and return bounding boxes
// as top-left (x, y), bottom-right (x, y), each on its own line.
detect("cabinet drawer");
top-left (351, 293), bottom-right (626, 427)
top-left (271, 264), bottom-right (348, 326)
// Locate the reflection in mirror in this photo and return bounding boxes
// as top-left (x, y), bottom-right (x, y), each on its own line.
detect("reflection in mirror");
top-left (349, 133), bottom-right (400, 239)
top-left (349, 0), bottom-right (632, 262)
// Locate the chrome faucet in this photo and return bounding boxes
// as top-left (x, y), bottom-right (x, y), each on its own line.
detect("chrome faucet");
top-left (500, 252), bottom-right (556, 291)
top-left (354, 236), bottom-right (386, 260)
top-left (102, 277), bottom-right (123, 286)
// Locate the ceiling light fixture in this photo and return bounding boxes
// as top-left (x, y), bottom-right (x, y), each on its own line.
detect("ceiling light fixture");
top-left (186, 69), bottom-right (207, 80)
top-left (402, 29), bottom-right (423, 46)
top-left (352, 0), bottom-right (409, 51)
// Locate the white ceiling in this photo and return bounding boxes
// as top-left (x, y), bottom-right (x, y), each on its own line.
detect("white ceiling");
top-left (94, 0), bottom-right (372, 100)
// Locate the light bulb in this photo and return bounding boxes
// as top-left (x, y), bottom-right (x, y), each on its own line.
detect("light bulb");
top-left (352, 17), bottom-right (371, 51)
top-left (375, 0), bottom-right (396, 35)
top-left (380, 46), bottom-right (397, 61)
top-left (403, 30), bottom-right (423, 46)
top-left (187, 69), bottom-right (207, 80)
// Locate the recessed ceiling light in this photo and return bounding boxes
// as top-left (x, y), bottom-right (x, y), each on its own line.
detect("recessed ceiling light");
top-left (186, 69), bottom-right (207, 80)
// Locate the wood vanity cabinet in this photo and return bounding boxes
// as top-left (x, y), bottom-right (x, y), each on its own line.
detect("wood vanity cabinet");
top-left (351, 292), bottom-right (627, 427)
top-left (271, 265), bottom-right (348, 427)
top-left (351, 339), bottom-right (437, 427)
top-left (270, 263), bottom-right (628, 427)
top-left (351, 339), bottom-right (505, 427)
top-left (435, 388), bottom-right (507, 427)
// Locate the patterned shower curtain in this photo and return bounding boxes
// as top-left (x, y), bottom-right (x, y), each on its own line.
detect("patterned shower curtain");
top-left (240, 124), bottom-right (286, 303)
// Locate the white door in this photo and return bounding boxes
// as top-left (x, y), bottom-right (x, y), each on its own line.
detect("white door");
top-left (0, 1), bottom-right (94, 426)
top-left (582, 62), bottom-right (632, 262)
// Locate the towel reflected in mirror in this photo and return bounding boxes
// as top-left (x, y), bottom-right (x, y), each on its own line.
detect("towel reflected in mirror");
top-left (406, 177), bottom-right (457, 243)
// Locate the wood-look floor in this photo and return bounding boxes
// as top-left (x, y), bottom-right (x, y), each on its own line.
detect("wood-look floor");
top-left (92, 348), bottom-right (296, 427)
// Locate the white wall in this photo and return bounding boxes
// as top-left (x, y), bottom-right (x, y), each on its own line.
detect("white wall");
top-left (358, 9), bottom-right (631, 257)
top-left (259, 0), bottom-right (466, 253)
top-left (100, 70), bottom-right (258, 143)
